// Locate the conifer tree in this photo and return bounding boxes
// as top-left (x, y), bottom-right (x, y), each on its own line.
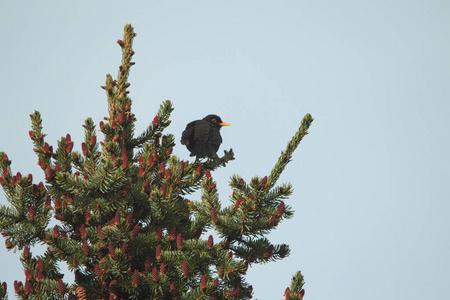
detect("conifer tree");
top-left (0, 24), bottom-right (312, 300)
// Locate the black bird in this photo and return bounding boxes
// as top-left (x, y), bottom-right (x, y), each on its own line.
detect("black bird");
top-left (181, 114), bottom-right (230, 160)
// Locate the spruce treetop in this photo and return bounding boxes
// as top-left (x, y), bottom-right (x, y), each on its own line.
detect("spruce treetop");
top-left (0, 24), bottom-right (312, 300)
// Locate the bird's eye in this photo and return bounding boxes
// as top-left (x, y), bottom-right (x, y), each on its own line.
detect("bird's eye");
top-left (212, 119), bottom-right (217, 123)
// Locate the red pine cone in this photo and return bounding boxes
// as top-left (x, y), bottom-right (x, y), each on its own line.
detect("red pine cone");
top-left (160, 183), bottom-right (167, 196)
top-left (147, 155), bottom-right (154, 167)
top-left (156, 226), bottom-right (163, 241)
top-left (152, 116), bottom-right (159, 127)
top-left (213, 278), bottom-right (219, 291)
top-left (164, 168), bottom-right (171, 180)
top-left (195, 164), bottom-right (202, 177)
top-left (54, 164), bottom-right (60, 173)
top-left (119, 112), bottom-right (125, 124)
top-left (81, 142), bottom-right (88, 155)
top-left (45, 197), bottom-right (51, 208)
top-left (58, 278), bottom-right (65, 295)
top-left (27, 173), bottom-right (33, 183)
top-left (95, 263), bottom-right (102, 277)
top-left (60, 231), bottom-right (67, 238)
top-left (72, 256), bottom-right (78, 268)
top-left (13, 280), bottom-right (21, 294)
top-left (176, 234), bottom-right (184, 249)
top-left (121, 243), bottom-right (128, 256)
top-left (97, 225), bottom-right (104, 239)
top-left (179, 161), bottom-right (185, 174)
top-left (277, 201), bottom-right (285, 217)
top-left (25, 269), bottom-right (31, 280)
top-left (126, 213), bottom-right (133, 226)
top-left (234, 198), bottom-right (244, 211)
top-left (2, 168), bottom-right (9, 179)
top-left (114, 211), bottom-right (120, 225)
top-left (158, 161), bottom-right (165, 175)
top-left (160, 262), bottom-right (166, 275)
top-left (53, 225), bottom-right (60, 238)
top-left (37, 159), bottom-right (45, 169)
top-left (90, 135), bottom-right (96, 146)
top-left (156, 245), bottom-right (162, 260)
top-left (66, 141), bottom-right (74, 153)
top-left (108, 243), bottom-right (115, 258)
top-left (55, 198), bottom-right (61, 210)
top-left (28, 206), bottom-right (35, 220)
top-left (25, 280), bottom-right (31, 295)
top-left (82, 240), bottom-right (89, 256)
top-left (261, 176), bottom-right (268, 187)
top-left (139, 167), bottom-right (145, 178)
top-left (170, 283), bottom-right (178, 296)
top-left (205, 170), bottom-right (212, 180)
top-left (85, 209), bottom-right (92, 223)
top-left (131, 224), bottom-right (139, 238)
top-left (99, 121), bottom-right (105, 131)
top-left (29, 131), bottom-right (34, 139)
top-left (64, 133), bottom-right (71, 143)
top-left (139, 155), bottom-right (144, 166)
top-left (45, 166), bottom-right (54, 179)
top-left (269, 215), bottom-right (277, 226)
top-left (207, 235), bottom-right (214, 249)
top-left (43, 143), bottom-right (50, 154)
top-left (23, 246), bottom-right (30, 259)
top-left (113, 211), bottom-right (120, 226)
top-left (169, 228), bottom-right (176, 241)
top-left (11, 176), bottom-right (16, 187)
top-left (80, 224), bottom-right (87, 239)
top-left (227, 287), bottom-right (241, 297)
top-left (200, 275), bottom-right (208, 290)
top-left (152, 267), bottom-right (159, 282)
top-left (182, 260), bottom-right (190, 276)
top-left (122, 156), bottom-right (129, 168)
top-left (299, 289), bottom-right (305, 298)
top-left (132, 269), bottom-right (139, 287)
top-left (16, 172), bottom-right (22, 182)
top-left (211, 209), bottom-right (218, 223)
top-left (285, 287), bottom-right (291, 300)
top-left (143, 178), bottom-right (150, 194)
top-left (264, 245), bottom-right (274, 258)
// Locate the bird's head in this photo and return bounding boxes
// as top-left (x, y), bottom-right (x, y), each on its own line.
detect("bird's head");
top-left (203, 114), bottom-right (230, 128)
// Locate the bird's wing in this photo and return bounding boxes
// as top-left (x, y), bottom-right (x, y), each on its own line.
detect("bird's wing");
top-left (180, 121), bottom-right (196, 145)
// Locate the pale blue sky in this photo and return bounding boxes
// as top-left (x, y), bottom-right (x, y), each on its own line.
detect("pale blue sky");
top-left (1, 1), bottom-right (449, 299)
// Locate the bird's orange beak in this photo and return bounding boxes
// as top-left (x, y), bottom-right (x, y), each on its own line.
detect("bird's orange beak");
top-left (220, 122), bottom-right (230, 126)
